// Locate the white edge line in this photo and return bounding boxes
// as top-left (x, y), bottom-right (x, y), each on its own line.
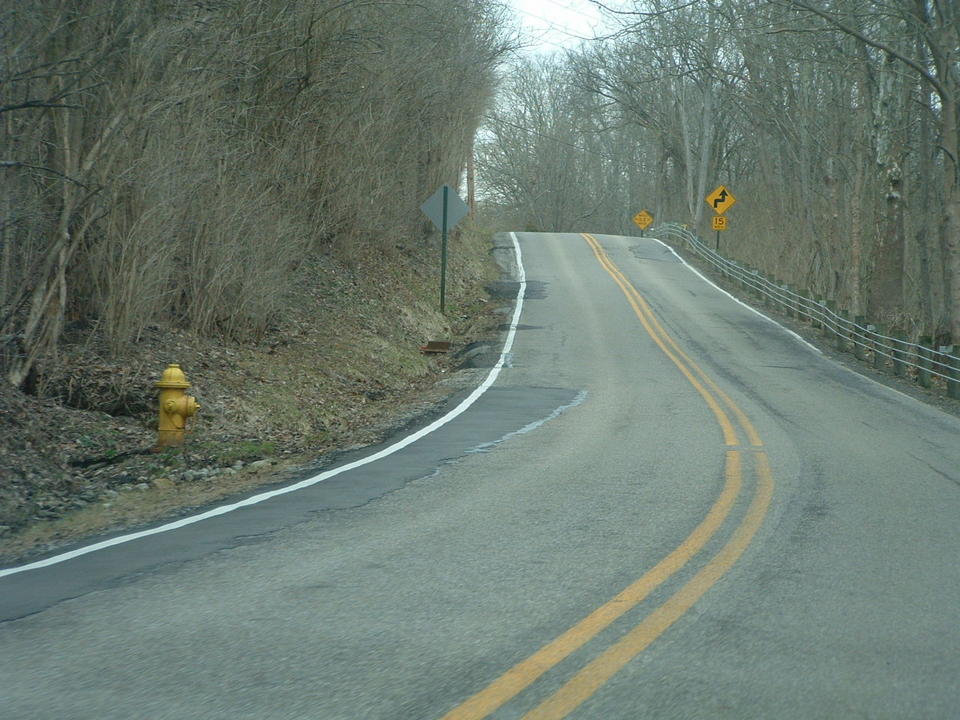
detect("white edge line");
top-left (647, 236), bottom-right (940, 409)
top-left (0, 233), bottom-right (528, 579)
top-left (648, 237), bottom-right (822, 355)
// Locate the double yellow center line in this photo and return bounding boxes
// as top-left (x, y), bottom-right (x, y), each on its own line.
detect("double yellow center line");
top-left (442, 233), bottom-right (774, 720)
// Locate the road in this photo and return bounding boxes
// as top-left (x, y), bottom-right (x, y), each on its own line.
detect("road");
top-left (3, 231), bottom-right (960, 719)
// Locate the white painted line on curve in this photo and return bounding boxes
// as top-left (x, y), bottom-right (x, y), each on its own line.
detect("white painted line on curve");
top-left (646, 236), bottom-right (941, 410)
top-left (648, 237), bottom-right (823, 355)
top-left (0, 233), bottom-right (528, 578)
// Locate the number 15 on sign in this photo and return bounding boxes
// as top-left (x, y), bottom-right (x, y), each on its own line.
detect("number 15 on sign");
top-left (712, 214), bottom-right (728, 252)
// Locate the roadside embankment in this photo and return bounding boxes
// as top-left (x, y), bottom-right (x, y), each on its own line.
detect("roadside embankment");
top-left (0, 223), bottom-right (507, 565)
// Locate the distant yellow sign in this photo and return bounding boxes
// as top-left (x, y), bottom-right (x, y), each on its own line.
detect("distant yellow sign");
top-left (633, 210), bottom-right (654, 230)
top-left (706, 185), bottom-right (736, 215)
top-left (712, 215), bottom-right (728, 231)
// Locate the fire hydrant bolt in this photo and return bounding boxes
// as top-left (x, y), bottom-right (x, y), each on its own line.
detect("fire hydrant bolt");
top-left (155, 363), bottom-right (200, 448)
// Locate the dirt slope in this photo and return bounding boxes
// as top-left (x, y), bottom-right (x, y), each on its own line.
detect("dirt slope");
top-left (0, 227), bottom-right (504, 565)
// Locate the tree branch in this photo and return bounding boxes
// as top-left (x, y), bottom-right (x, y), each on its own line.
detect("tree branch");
top-left (587, 0), bottom-right (700, 19)
top-left (777, 0), bottom-right (945, 98)
top-left (0, 161), bottom-right (91, 188)
top-left (0, 101), bottom-right (81, 114)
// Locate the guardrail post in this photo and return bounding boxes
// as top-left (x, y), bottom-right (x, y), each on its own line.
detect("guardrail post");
top-left (869, 324), bottom-right (884, 370)
top-left (785, 285), bottom-right (797, 319)
top-left (837, 310), bottom-right (850, 352)
top-left (893, 334), bottom-right (907, 378)
top-left (940, 345), bottom-right (960, 399)
top-left (854, 316), bottom-right (867, 360)
top-left (824, 299), bottom-right (836, 340)
top-left (917, 339), bottom-right (932, 388)
top-left (797, 288), bottom-right (808, 323)
top-left (812, 295), bottom-right (823, 329)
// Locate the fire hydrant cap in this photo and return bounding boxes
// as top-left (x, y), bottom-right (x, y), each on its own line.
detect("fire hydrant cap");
top-left (155, 363), bottom-right (191, 389)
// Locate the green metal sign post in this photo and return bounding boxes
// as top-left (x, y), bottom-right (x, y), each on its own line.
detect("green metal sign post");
top-left (440, 186), bottom-right (449, 313)
top-left (421, 184), bottom-right (469, 313)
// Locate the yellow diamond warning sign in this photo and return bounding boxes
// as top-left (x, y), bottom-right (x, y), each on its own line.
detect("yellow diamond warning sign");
top-left (633, 210), bottom-right (653, 230)
top-left (706, 185), bottom-right (736, 215)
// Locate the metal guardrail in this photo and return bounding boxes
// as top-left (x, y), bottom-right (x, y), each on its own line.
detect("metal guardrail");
top-left (650, 222), bottom-right (960, 398)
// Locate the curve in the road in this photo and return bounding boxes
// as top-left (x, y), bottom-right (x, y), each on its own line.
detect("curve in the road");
top-left (441, 233), bottom-right (775, 720)
top-left (0, 234), bottom-right (530, 579)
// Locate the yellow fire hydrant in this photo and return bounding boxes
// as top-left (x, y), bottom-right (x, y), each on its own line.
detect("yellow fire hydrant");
top-left (155, 363), bottom-right (200, 448)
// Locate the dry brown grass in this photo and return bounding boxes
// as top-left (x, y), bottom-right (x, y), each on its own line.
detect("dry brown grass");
top-left (0, 215), bottom-right (506, 563)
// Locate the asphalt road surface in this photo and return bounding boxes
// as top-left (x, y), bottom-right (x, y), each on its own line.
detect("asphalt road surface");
top-left (3, 232), bottom-right (959, 719)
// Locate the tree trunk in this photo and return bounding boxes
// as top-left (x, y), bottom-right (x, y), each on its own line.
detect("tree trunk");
top-left (5, 79), bottom-right (87, 389)
top-left (867, 160), bottom-right (906, 325)
top-left (848, 154), bottom-right (865, 316)
top-left (942, 94), bottom-right (960, 342)
top-left (694, 82), bottom-right (715, 227)
top-left (866, 51), bottom-right (906, 328)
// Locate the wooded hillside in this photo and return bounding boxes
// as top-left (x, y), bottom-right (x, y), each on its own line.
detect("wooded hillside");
top-left (1, 0), bottom-right (514, 390)
top-left (481, 0), bottom-right (959, 344)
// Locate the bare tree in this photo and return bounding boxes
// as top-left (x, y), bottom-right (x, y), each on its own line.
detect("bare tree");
top-left (1, 0), bottom-right (515, 390)
top-left (779, 0), bottom-right (960, 338)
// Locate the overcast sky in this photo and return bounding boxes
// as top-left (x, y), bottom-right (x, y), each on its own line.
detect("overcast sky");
top-left (508, 0), bottom-right (613, 54)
